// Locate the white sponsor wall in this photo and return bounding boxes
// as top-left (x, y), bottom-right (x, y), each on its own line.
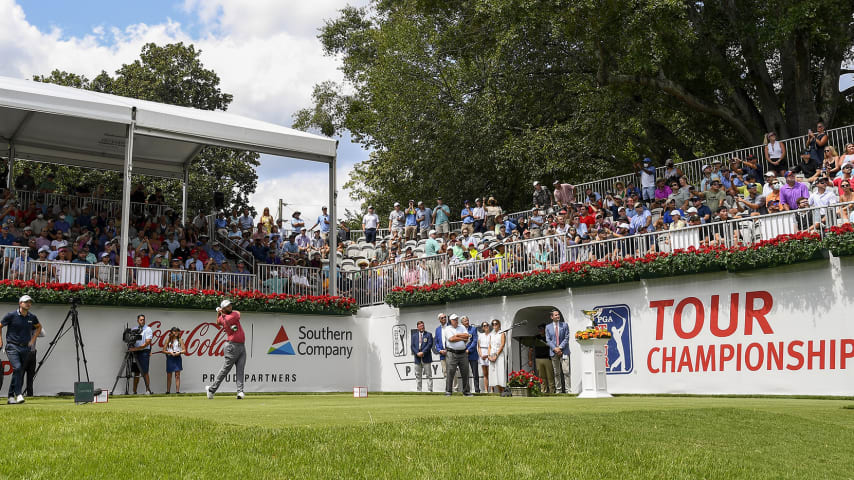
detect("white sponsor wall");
top-left (4, 257), bottom-right (853, 395)
top-left (1, 306), bottom-right (368, 396)
top-left (370, 257), bottom-right (854, 396)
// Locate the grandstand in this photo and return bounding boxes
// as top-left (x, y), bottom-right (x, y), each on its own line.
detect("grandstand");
top-left (1, 118), bottom-right (852, 306)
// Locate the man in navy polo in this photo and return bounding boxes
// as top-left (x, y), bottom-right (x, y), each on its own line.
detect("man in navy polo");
top-left (1, 294), bottom-right (41, 404)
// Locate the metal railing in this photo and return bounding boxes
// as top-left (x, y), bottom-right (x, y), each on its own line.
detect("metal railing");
top-left (256, 263), bottom-right (329, 296)
top-left (13, 190), bottom-right (175, 219)
top-left (127, 266), bottom-right (257, 291)
top-left (571, 124), bottom-right (854, 202)
top-left (0, 246), bottom-right (33, 281)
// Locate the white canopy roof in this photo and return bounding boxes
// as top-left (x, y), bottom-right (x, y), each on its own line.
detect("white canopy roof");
top-left (0, 76), bottom-right (337, 178)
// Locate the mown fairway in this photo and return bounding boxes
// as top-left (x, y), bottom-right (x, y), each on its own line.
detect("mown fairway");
top-left (1, 394), bottom-right (852, 479)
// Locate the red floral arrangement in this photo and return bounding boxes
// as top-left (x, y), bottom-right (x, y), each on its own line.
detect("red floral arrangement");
top-left (507, 370), bottom-right (545, 395)
top-left (0, 279), bottom-right (357, 315)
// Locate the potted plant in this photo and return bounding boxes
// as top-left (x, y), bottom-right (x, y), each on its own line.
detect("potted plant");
top-left (507, 370), bottom-right (544, 397)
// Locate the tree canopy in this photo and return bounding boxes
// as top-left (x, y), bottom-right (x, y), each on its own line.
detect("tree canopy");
top-left (295, 0), bottom-right (854, 214)
top-left (29, 42), bottom-right (259, 215)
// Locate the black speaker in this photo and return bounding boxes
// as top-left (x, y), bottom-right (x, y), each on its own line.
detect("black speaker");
top-left (213, 191), bottom-right (225, 209)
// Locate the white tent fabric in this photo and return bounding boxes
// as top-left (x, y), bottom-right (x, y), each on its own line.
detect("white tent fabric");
top-left (0, 75), bottom-right (339, 293)
top-left (0, 76), bottom-right (337, 178)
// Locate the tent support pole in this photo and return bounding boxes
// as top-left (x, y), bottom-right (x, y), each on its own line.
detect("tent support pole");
top-left (6, 143), bottom-right (13, 191)
top-left (328, 148), bottom-right (338, 297)
top-left (119, 111), bottom-right (136, 284)
top-left (181, 166), bottom-right (189, 226)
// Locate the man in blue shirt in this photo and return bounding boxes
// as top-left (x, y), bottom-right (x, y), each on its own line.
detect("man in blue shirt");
top-left (403, 200), bottom-right (418, 241)
top-left (460, 200), bottom-right (475, 230)
top-left (416, 202), bottom-right (432, 239)
top-left (432, 198), bottom-right (451, 239)
top-left (238, 208), bottom-right (254, 232)
top-left (311, 207), bottom-right (331, 244)
top-left (209, 243), bottom-right (226, 266)
top-left (1, 295), bottom-right (41, 403)
top-left (54, 215), bottom-right (71, 234)
top-left (0, 224), bottom-right (15, 246)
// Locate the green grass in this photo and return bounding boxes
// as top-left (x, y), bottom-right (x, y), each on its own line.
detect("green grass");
top-left (1, 395), bottom-right (852, 479)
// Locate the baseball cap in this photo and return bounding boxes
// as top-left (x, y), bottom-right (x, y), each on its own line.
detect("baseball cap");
top-left (219, 299), bottom-right (232, 309)
top-left (38, 246), bottom-right (49, 253)
top-left (533, 181), bottom-right (540, 186)
top-left (449, 314), bottom-right (459, 321)
top-left (428, 229), bottom-right (436, 236)
top-left (785, 170), bottom-right (796, 177)
top-left (747, 183), bottom-right (758, 189)
top-left (765, 171), bottom-right (776, 177)
top-left (19, 295), bottom-right (33, 303)
top-left (99, 252), bottom-right (109, 258)
top-left (643, 157), bottom-right (652, 163)
top-left (687, 207), bottom-right (698, 213)
top-left (671, 210), bottom-right (682, 217)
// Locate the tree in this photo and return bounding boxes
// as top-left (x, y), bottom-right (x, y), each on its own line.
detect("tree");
top-left (30, 42), bottom-right (259, 214)
top-left (295, 0), bottom-right (854, 213)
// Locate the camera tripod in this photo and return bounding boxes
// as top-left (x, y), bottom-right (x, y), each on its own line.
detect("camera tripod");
top-left (35, 301), bottom-right (90, 384)
top-left (112, 345), bottom-right (146, 395)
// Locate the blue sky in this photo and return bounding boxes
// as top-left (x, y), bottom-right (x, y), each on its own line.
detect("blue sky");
top-left (2, 0), bottom-right (370, 217)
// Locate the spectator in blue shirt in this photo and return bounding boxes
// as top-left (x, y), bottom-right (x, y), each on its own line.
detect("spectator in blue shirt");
top-left (290, 211), bottom-right (305, 235)
top-left (209, 243), bottom-right (226, 265)
top-left (403, 201), bottom-right (418, 241)
top-left (460, 201), bottom-right (475, 228)
top-left (311, 207), bottom-right (331, 243)
top-left (629, 204), bottom-right (653, 233)
top-left (54, 215), bottom-right (70, 234)
top-left (432, 198), bottom-right (451, 239)
top-left (238, 208), bottom-right (254, 231)
top-left (416, 202), bottom-right (432, 239)
top-left (0, 224), bottom-right (15, 246)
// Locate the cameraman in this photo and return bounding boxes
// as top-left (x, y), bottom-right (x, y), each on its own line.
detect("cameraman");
top-left (128, 314), bottom-right (153, 395)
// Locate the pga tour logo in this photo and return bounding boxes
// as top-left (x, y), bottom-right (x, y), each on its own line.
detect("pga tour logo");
top-left (590, 304), bottom-right (634, 374)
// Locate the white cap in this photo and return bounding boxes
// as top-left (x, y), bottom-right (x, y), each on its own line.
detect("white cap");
top-left (219, 299), bottom-right (232, 309)
top-left (19, 295), bottom-right (33, 303)
top-left (449, 314), bottom-right (459, 321)
top-left (393, 202), bottom-right (400, 206)
top-left (671, 210), bottom-right (682, 217)
top-left (428, 229), bottom-right (436, 236)
top-left (38, 246), bottom-right (50, 253)
top-left (687, 207), bottom-right (698, 213)
top-left (618, 223), bottom-right (630, 229)
top-left (270, 270), bottom-right (279, 277)
top-left (702, 164), bottom-right (710, 171)
top-left (765, 171), bottom-right (776, 177)
top-left (533, 181), bottom-right (540, 186)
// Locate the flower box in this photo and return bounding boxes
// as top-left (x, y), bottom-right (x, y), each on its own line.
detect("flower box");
top-left (510, 386), bottom-right (530, 397)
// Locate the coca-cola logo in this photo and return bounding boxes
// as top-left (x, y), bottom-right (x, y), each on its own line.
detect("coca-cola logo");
top-left (148, 320), bottom-right (228, 357)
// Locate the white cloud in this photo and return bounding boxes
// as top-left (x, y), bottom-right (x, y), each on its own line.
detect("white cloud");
top-left (249, 163), bottom-right (363, 223)
top-left (0, 0), bottom-right (370, 210)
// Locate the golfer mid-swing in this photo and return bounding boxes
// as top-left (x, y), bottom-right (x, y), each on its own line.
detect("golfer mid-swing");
top-left (205, 299), bottom-right (246, 399)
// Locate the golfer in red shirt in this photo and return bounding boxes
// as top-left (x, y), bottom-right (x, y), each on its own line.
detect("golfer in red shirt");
top-left (205, 299), bottom-right (246, 399)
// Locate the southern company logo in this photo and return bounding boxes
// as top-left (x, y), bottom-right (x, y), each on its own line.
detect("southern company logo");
top-left (591, 304), bottom-right (634, 374)
top-left (268, 326), bottom-right (296, 355)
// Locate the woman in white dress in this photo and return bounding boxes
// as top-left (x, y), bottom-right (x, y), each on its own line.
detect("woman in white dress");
top-left (488, 319), bottom-right (507, 393)
top-left (477, 321), bottom-right (492, 392)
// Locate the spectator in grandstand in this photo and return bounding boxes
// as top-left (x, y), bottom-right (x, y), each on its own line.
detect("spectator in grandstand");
top-left (529, 208), bottom-right (545, 237)
top-left (14, 168), bottom-right (35, 192)
top-left (235, 208), bottom-right (252, 232)
top-left (809, 177), bottom-right (836, 209)
top-left (807, 121), bottom-right (828, 164)
top-left (290, 211), bottom-right (305, 236)
top-left (403, 201), bottom-right (418, 241)
top-left (460, 200), bottom-right (475, 233)
top-left (362, 206), bottom-right (379, 244)
top-left (337, 220), bottom-right (350, 244)
top-left (764, 131), bottom-right (787, 177)
top-left (659, 159), bottom-right (680, 185)
top-left (654, 179), bottom-right (672, 200)
top-left (484, 197), bottom-right (503, 231)
top-left (780, 171), bottom-right (810, 210)
top-left (834, 165), bottom-right (854, 195)
top-left (671, 177), bottom-right (693, 209)
top-left (690, 197), bottom-right (712, 223)
top-left (37, 173), bottom-right (57, 193)
top-left (0, 224), bottom-right (14, 246)
top-left (432, 198), bottom-right (451, 238)
top-left (294, 229), bottom-right (310, 255)
top-left (668, 210), bottom-right (686, 230)
top-left (791, 150), bottom-right (822, 184)
top-left (409, 320), bottom-right (433, 392)
top-left (185, 249), bottom-right (203, 271)
top-left (388, 202), bottom-right (405, 238)
top-left (310, 230), bottom-right (324, 252)
top-left (310, 207), bottom-right (330, 243)
top-left (412, 201), bottom-right (430, 239)
top-left (630, 203), bottom-right (653, 233)
top-left (531, 181), bottom-right (552, 210)
top-left (635, 158), bottom-right (656, 205)
top-left (423, 230), bottom-right (440, 257)
top-left (823, 147), bottom-right (840, 178)
top-left (552, 181), bottom-right (576, 210)
top-left (698, 180), bottom-right (726, 213)
top-left (208, 243), bottom-right (226, 266)
top-left (471, 198), bottom-right (485, 234)
top-left (736, 183), bottom-right (766, 216)
top-left (257, 207), bottom-right (273, 234)
top-left (835, 143), bottom-right (854, 173)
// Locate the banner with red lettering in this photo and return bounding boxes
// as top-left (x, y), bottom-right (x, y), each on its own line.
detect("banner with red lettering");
top-left (569, 260), bottom-right (854, 395)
